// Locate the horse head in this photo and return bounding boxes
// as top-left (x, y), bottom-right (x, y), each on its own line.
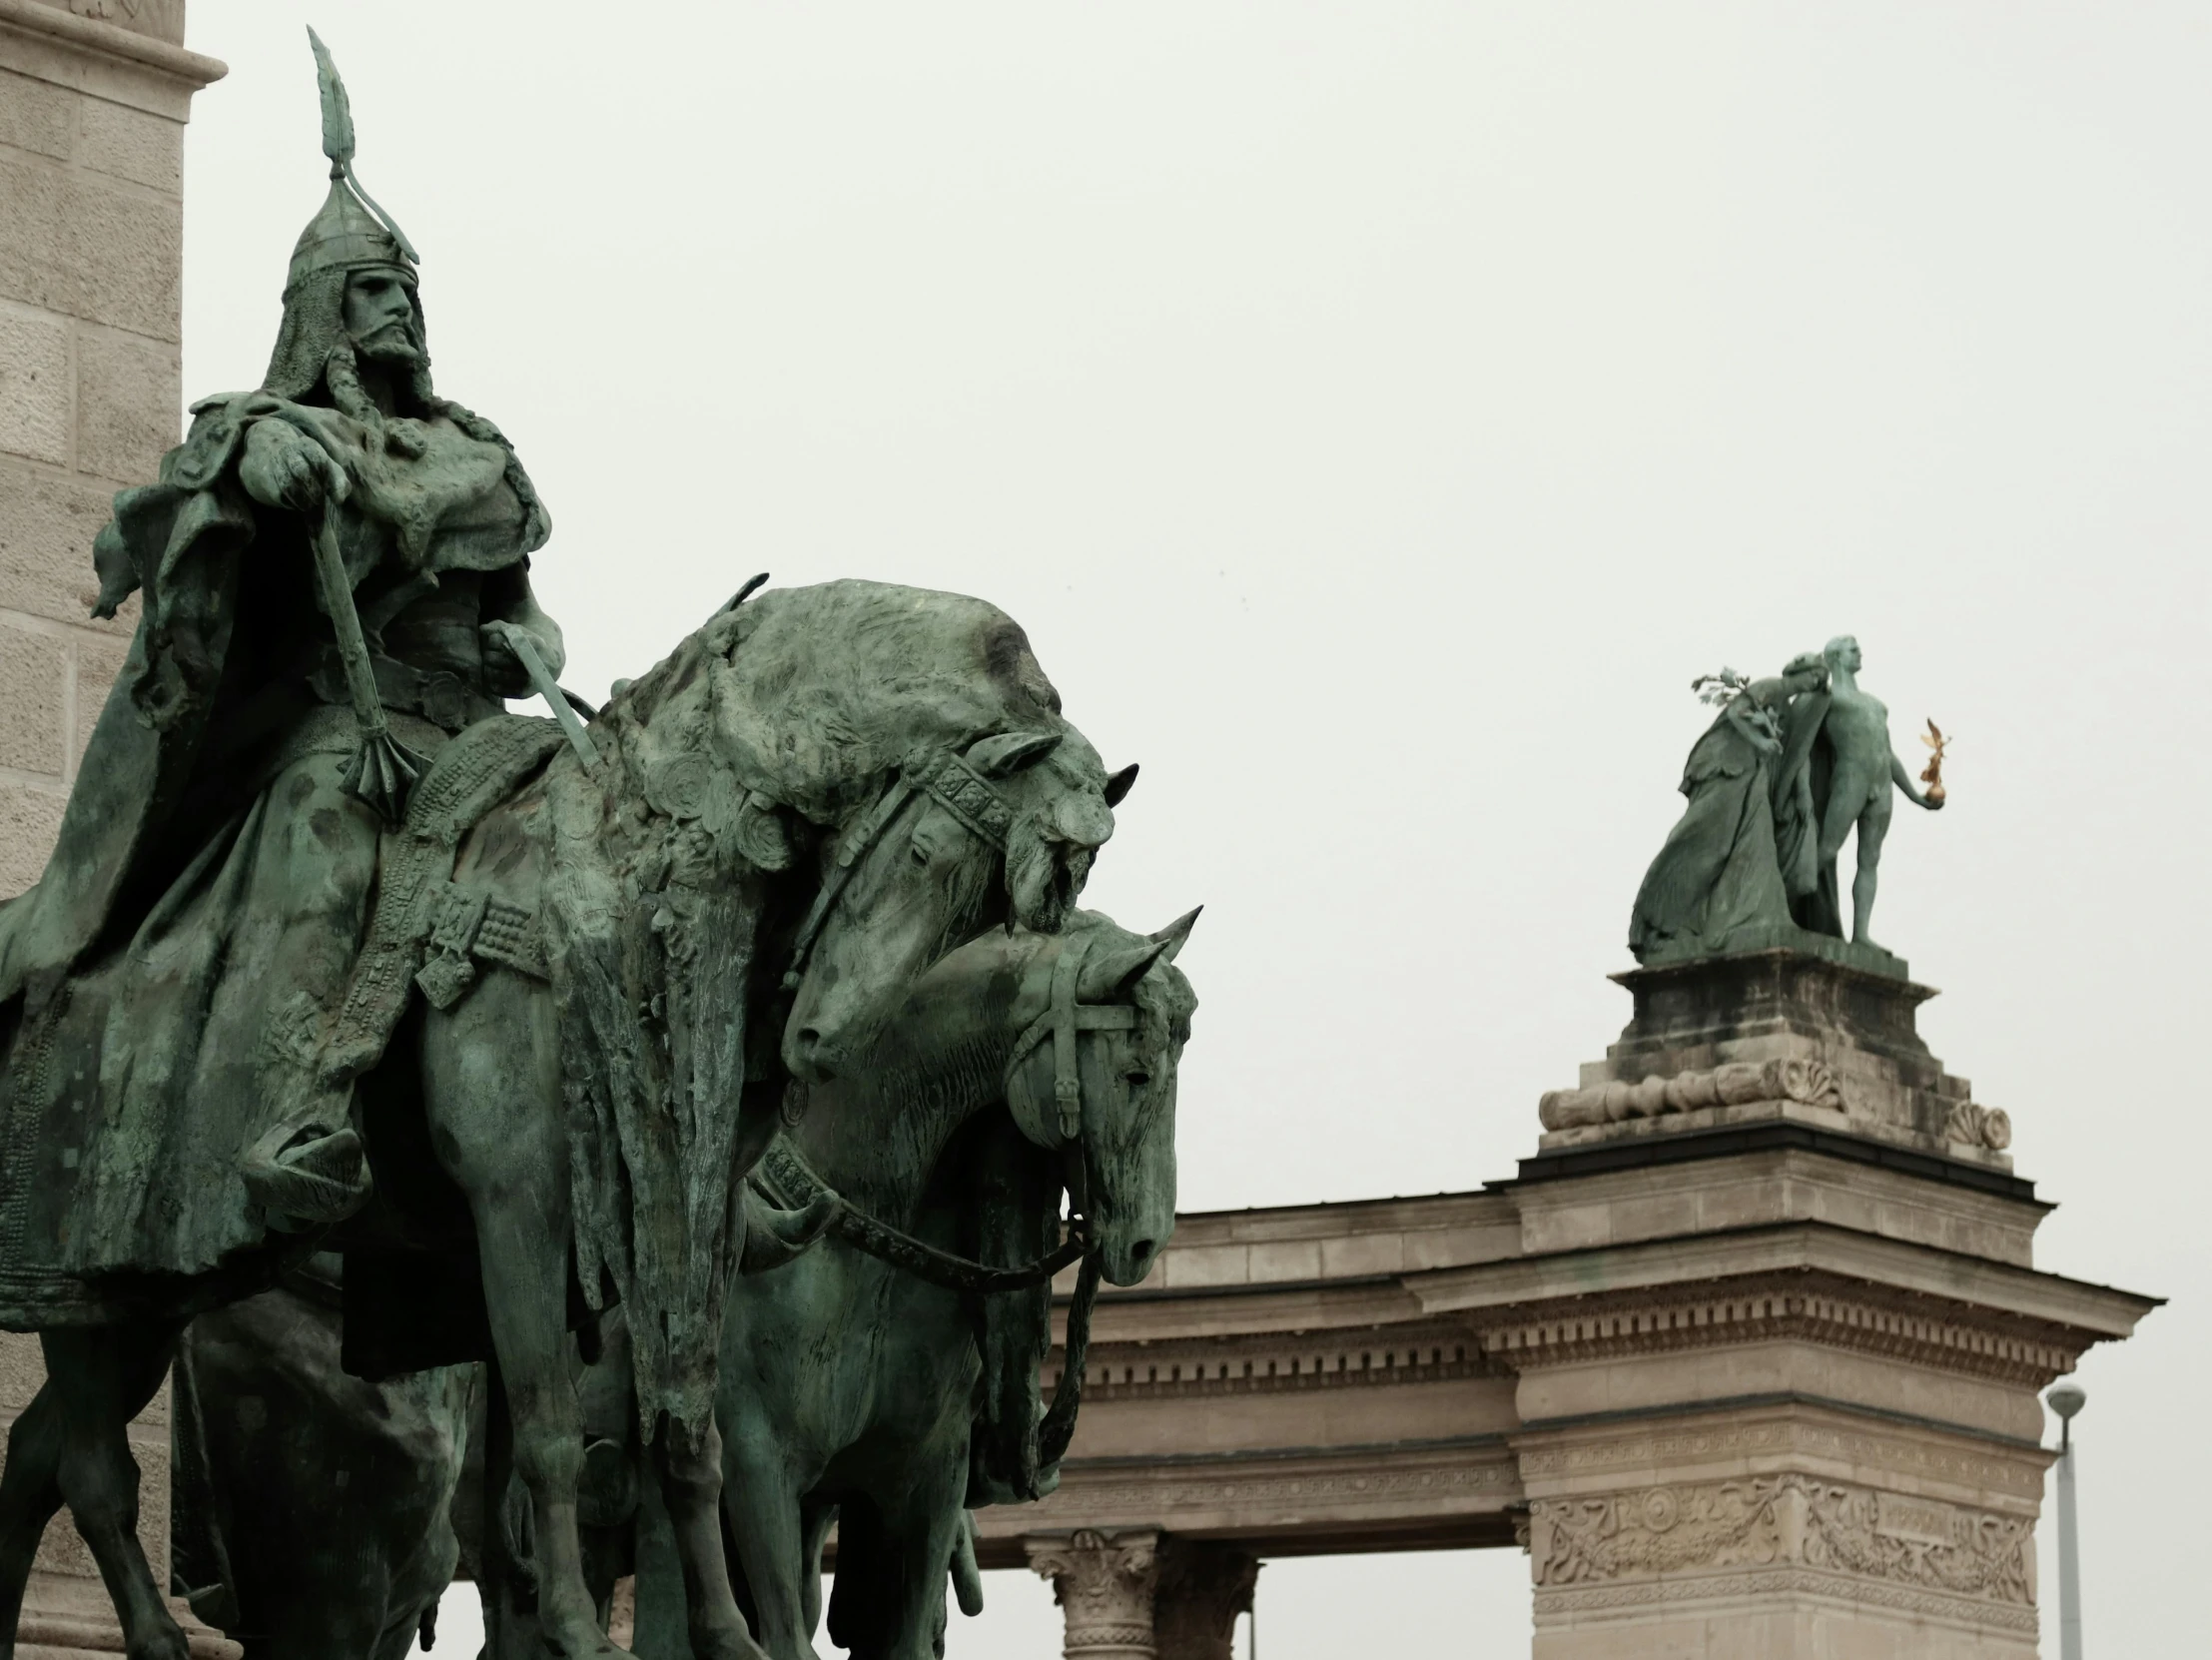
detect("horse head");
top-left (1004, 907), bottom-right (1199, 1286)
top-left (599, 578), bottom-right (1133, 1086)
top-left (780, 724), bottom-right (1127, 1084)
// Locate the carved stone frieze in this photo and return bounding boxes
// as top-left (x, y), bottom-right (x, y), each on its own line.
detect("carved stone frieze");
top-left (1528, 1474), bottom-right (2034, 1623)
top-left (61, 0), bottom-right (188, 44)
top-left (1475, 1270), bottom-right (2082, 1386)
top-left (1029, 1529), bottom-right (1161, 1659)
top-left (1542, 1056), bottom-right (1843, 1130)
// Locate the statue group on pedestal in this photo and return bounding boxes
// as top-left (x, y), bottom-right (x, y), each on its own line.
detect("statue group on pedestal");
top-left (0, 35), bottom-right (1198, 1660)
top-left (1629, 635), bottom-right (1943, 968)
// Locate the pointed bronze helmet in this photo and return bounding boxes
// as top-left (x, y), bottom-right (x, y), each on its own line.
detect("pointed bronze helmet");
top-left (266, 28), bottom-right (428, 400)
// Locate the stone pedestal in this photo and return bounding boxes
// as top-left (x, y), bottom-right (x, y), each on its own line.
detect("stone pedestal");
top-left (1537, 950), bottom-right (2010, 1165)
top-left (1027, 1531), bottom-right (1256, 1660)
top-left (0, 4), bottom-right (227, 1656)
top-left (1452, 950), bottom-right (2155, 1658)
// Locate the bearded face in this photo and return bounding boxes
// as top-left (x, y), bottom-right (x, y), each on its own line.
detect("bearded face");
top-left (342, 269), bottom-right (423, 366)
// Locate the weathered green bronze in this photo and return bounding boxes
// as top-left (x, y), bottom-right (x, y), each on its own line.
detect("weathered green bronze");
top-left (693, 908), bottom-right (1196, 1659)
top-left (171, 1257), bottom-right (474, 1660)
top-left (0, 36), bottom-right (1138, 1660)
top-left (1631, 637), bottom-right (1941, 973)
top-left (161, 903), bottom-right (1193, 1660)
top-left (1781, 635), bottom-right (1945, 949)
top-left (0, 27), bottom-right (565, 1258)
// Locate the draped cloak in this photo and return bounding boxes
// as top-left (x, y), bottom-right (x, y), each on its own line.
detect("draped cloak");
top-left (1775, 688), bottom-right (1846, 938)
top-left (0, 392), bottom-right (547, 1323)
top-left (1630, 703), bottom-right (1803, 965)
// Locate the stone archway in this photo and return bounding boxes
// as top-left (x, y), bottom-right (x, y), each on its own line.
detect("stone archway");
top-left (989, 953), bottom-right (2154, 1659)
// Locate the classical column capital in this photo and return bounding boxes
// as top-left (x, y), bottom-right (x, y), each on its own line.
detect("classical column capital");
top-left (1028, 1529), bottom-right (1161, 1660)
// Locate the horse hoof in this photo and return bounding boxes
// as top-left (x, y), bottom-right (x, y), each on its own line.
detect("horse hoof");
top-left (123, 1629), bottom-right (190, 1660)
top-left (547, 1633), bottom-right (625, 1660)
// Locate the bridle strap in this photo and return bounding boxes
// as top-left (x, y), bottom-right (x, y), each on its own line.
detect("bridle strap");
top-left (904, 747), bottom-right (1017, 848)
top-left (780, 748), bottom-right (1020, 993)
top-left (782, 775), bottom-right (916, 991)
top-left (1050, 934), bottom-right (1086, 1142)
top-left (752, 1138), bottom-right (1088, 1293)
top-left (1005, 934), bottom-right (1140, 1147)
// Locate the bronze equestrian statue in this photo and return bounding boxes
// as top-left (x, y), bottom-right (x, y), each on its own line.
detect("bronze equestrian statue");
top-left (0, 36), bottom-right (1134, 1660)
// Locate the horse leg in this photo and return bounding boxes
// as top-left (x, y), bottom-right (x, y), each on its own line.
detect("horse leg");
top-left (711, 1415), bottom-right (813, 1660)
top-left (871, 1468), bottom-right (967, 1660)
top-left (0, 1375), bottom-right (66, 1656)
top-left (797, 1502), bottom-right (836, 1642)
top-left (652, 1416), bottom-right (770, 1660)
top-left (423, 981), bottom-right (614, 1660)
top-left (40, 1323), bottom-right (187, 1660)
top-left (469, 1165), bottom-right (610, 1658)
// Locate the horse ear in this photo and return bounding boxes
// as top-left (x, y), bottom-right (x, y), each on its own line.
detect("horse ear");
top-left (1078, 938), bottom-right (1171, 1003)
top-left (967, 729), bottom-right (1063, 779)
top-left (1148, 906), bottom-right (1201, 963)
top-left (1103, 763), bottom-right (1138, 808)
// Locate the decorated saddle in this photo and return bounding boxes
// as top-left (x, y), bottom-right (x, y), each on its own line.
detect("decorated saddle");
top-left (319, 712), bottom-right (566, 1087)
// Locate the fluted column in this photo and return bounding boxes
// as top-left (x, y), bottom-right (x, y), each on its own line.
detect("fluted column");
top-left (1027, 1529), bottom-right (1160, 1660)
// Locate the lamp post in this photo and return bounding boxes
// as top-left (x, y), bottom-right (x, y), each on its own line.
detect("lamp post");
top-left (2047, 1381), bottom-right (2086, 1660)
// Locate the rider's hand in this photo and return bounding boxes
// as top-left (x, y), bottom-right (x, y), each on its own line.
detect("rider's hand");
top-left (240, 420), bottom-right (348, 514)
top-left (481, 618), bottom-right (566, 692)
top-left (478, 619), bottom-right (522, 681)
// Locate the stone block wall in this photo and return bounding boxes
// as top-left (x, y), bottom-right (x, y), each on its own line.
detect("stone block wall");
top-left (0, 3), bottom-right (224, 1650)
top-left (0, 0), bottom-right (206, 899)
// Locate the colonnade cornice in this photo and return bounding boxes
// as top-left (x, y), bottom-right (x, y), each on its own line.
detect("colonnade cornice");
top-left (1404, 1217), bottom-right (2160, 1336)
top-left (1467, 1268), bottom-right (2094, 1387)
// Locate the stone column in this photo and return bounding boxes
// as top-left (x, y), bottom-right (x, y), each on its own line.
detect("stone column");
top-left (1153, 1542), bottom-right (1256, 1660)
top-left (0, 3), bottom-right (228, 1656)
top-left (1028, 1531), bottom-right (1258, 1660)
top-left (1028, 1530), bottom-right (1161, 1660)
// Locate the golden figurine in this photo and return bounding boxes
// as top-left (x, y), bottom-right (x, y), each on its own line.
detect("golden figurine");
top-left (1918, 718), bottom-right (1949, 806)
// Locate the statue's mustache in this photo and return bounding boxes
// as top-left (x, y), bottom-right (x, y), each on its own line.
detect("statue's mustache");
top-left (353, 319), bottom-right (422, 358)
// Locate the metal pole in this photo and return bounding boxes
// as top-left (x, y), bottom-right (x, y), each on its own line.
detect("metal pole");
top-left (2056, 1414), bottom-right (2081, 1660)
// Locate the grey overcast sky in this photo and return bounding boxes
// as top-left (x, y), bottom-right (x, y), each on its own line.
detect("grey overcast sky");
top-left (177, 3), bottom-right (2208, 1653)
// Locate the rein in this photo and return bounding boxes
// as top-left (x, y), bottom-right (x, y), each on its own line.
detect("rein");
top-left (753, 931), bottom-right (1134, 1293)
top-left (1006, 933), bottom-right (1138, 1144)
top-left (751, 1135), bottom-right (1104, 1473)
top-left (753, 927), bottom-right (1139, 1482)
top-left (753, 1139), bottom-right (1087, 1294)
top-left (780, 748), bottom-right (1020, 992)
top-left (1039, 1251), bottom-right (1103, 1466)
